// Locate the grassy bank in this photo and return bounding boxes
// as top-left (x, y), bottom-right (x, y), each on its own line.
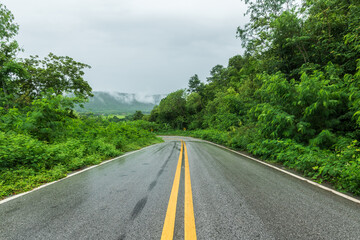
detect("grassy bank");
top-left (157, 129), bottom-right (360, 197)
top-left (0, 119), bottom-right (163, 199)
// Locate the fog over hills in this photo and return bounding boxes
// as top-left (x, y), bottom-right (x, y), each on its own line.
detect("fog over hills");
top-left (76, 91), bottom-right (167, 114)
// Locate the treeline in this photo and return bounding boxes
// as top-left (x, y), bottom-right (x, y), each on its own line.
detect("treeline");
top-left (149, 0), bottom-right (360, 195)
top-left (0, 4), bottom-right (161, 198)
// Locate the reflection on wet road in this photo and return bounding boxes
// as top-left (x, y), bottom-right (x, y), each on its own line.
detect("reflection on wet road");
top-left (1, 136), bottom-right (360, 239)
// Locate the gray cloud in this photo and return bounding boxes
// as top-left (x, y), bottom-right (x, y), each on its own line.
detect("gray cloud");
top-left (3, 0), bottom-right (248, 94)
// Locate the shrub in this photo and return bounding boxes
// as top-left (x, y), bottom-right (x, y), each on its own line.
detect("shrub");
top-left (0, 132), bottom-right (49, 169)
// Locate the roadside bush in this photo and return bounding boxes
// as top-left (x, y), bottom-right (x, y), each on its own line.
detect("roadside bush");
top-left (0, 132), bottom-right (49, 169)
top-left (0, 116), bottom-right (162, 199)
top-left (160, 127), bottom-right (360, 196)
top-left (191, 129), bottom-right (229, 145)
top-left (87, 138), bottom-right (120, 158)
top-left (228, 124), bottom-right (259, 150)
top-left (46, 139), bottom-right (85, 167)
top-left (128, 120), bottom-right (162, 132)
top-left (0, 165), bottom-right (67, 198)
top-left (247, 137), bottom-right (360, 195)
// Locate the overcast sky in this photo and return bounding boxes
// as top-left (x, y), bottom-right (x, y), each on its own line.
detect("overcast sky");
top-left (2, 0), bottom-right (248, 94)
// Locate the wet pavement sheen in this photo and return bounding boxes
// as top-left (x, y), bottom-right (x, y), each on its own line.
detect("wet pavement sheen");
top-left (1, 136), bottom-right (360, 239)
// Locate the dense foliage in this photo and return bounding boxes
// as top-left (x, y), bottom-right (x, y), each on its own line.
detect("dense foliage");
top-left (150, 0), bottom-right (360, 195)
top-left (0, 4), bottom-right (161, 198)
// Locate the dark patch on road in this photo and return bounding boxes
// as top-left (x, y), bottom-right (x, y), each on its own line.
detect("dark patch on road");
top-left (118, 233), bottom-right (126, 240)
top-left (131, 196), bottom-right (148, 220)
top-left (124, 141), bottom-right (180, 236)
top-left (148, 181), bottom-right (157, 191)
top-left (148, 142), bottom-right (177, 192)
top-left (157, 142), bottom-right (176, 177)
top-left (144, 143), bottom-right (177, 191)
top-left (118, 142), bottom-right (179, 238)
top-left (153, 144), bottom-right (167, 154)
top-left (4, 207), bottom-right (20, 215)
top-left (157, 169), bottom-right (164, 177)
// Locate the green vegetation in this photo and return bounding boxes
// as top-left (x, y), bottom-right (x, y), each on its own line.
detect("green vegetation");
top-left (0, 4), bottom-right (161, 199)
top-left (149, 0), bottom-right (360, 196)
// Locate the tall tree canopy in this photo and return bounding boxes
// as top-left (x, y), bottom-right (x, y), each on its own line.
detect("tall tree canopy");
top-left (0, 3), bottom-right (92, 110)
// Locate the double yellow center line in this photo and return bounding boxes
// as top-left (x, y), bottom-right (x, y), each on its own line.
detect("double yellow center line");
top-left (161, 141), bottom-right (197, 240)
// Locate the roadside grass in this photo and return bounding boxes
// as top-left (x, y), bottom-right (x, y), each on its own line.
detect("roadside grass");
top-left (157, 129), bottom-right (360, 197)
top-left (102, 114), bottom-right (127, 119)
top-left (0, 124), bottom-right (163, 200)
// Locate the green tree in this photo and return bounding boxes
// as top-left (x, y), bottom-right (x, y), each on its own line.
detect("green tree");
top-left (303, 0), bottom-right (358, 74)
top-left (149, 105), bottom-right (160, 122)
top-left (156, 89), bottom-right (187, 129)
top-left (188, 74), bottom-right (204, 93)
top-left (0, 4), bottom-right (92, 109)
top-left (132, 110), bottom-right (144, 120)
top-left (237, 0), bottom-right (295, 55)
top-left (185, 92), bottom-right (203, 129)
top-left (0, 3), bottom-right (26, 109)
top-left (19, 53), bottom-right (92, 105)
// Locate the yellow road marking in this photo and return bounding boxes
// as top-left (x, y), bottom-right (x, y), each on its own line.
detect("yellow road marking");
top-left (161, 141), bottom-right (183, 240)
top-left (161, 141), bottom-right (197, 240)
top-left (184, 142), bottom-right (197, 240)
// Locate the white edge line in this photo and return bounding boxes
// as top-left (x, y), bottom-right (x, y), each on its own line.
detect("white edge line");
top-left (197, 138), bottom-right (360, 205)
top-left (0, 144), bottom-right (160, 205)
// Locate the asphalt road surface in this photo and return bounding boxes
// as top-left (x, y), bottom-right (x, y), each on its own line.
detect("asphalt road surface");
top-left (1, 136), bottom-right (360, 240)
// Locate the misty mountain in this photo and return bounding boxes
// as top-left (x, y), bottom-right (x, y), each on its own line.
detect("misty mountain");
top-left (76, 91), bottom-right (167, 114)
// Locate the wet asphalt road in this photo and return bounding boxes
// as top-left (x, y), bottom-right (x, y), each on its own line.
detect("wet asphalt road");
top-left (1, 136), bottom-right (360, 240)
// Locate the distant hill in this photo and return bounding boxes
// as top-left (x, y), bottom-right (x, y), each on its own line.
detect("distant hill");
top-left (75, 91), bottom-right (167, 114)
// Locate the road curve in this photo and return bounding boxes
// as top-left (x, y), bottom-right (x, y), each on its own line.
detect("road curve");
top-left (1, 136), bottom-right (360, 240)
